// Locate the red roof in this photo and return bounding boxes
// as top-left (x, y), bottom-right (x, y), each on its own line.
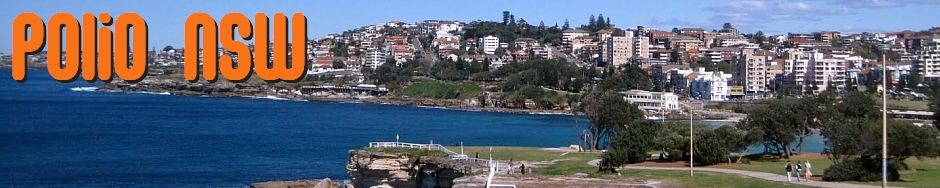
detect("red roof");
top-left (684, 72), bottom-right (699, 79)
top-left (314, 59), bottom-right (333, 66)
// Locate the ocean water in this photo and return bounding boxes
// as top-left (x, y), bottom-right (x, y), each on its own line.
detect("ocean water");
top-left (0, 69), bottom-right (588, 187)
top-left (0, 68), bottom-right (825, 187)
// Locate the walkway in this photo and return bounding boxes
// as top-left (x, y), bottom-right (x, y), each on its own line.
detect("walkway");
top-left (587, 159), bottom-right (898, 188)
top-left (367, 142), bottom-right (511, 171)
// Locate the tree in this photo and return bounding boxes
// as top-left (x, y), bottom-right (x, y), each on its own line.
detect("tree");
top-left (502, 11), bottom-right (511, 25)
top-left (738, 98), bottom-right (802, 157)
top-left (509, 14), bottom-right (516, 26)
top-left (669, 49), bottom-right (680, 63)
top-left (909, 70), bottom-right (922, 87)
top-left (162, 46), bottom-right (174, 52)
top-left (605, 17), bottom-right (611, 28)
top-left (581, 90), bottom-right (644, 150)
top-left (600, 120), bottom-right (660, 172)
top-left (754, 31), bottom-right (766, 44)
top-left (672, 27), bottom-right (680, 34)
top-left (538, 21), bottom-right (546, 30)
top-left (588, 15), bottom-right (596, 31)
top-left (723, 23), bottom-right (733, 30)
top-left (332, 60), bottom-right (346, 69)
top-left (693, 126), bottom-right (730, 166)
top-left (928, 84), bottom-right (940, 130)
top-left (596, 14), bottom-right (606, 29)
top-left (715, 125), bottom-right (753, 163)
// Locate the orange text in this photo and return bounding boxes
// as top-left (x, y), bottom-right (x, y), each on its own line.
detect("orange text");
top-left (12, 12), bottom-right (148, 83)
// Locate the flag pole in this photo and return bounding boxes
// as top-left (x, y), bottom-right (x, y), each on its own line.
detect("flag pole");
top-left (690, 100), bottom-right (694, 177)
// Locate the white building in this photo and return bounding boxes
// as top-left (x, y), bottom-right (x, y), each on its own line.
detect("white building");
top-left (479, 35), bottom-right (500, 55)
top-left (363, 49), bottom-right (386, 69)
top-left (915, 38), bottom-right (940, 81)
top-left (562, 29), bottom-right (590, 46)
top-left (621, 90), bottom-right (680, 111)
top-left (783, 52), bottom-right (846, 93)
top-left (690, 67), bottom-right (732, 101)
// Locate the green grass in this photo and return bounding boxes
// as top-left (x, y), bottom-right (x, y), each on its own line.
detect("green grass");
top-left (464, 147), bottom-right (810, 187)
top-left (400, 81), bottom-right (483, 99)
top-left (886, 100), bottom-right (928, 111)
top-left (722, 154), bottom-right (940, 188)
top-left (621, 170), bottom-right (812, 188)
top-left (361, 147), bottom-right (449, 158)
top-left (459, 146), bottom-right (598, 162)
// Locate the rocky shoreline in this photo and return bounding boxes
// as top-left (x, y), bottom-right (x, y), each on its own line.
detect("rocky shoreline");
top-left (97, 80), bottom-right (579, 116)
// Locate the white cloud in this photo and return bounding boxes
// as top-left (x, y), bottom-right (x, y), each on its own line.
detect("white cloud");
top-left (830, 0), bottom-right (940, 8)
top-left (651, 0), bottom-right (939, 33)
top-left (703, 0), bottom-right (852, 26)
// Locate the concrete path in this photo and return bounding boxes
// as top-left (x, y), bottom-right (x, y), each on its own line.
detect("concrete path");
top-left (587, 159), bottom-right (898, 188)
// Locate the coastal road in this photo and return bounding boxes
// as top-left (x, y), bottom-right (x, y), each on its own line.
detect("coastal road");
top-left (586, 159), bottom-right (895, 188)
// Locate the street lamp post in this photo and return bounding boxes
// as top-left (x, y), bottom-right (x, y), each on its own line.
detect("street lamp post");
top-left (690, 100), bottom-right (694, 177)
top-left (881, 54), bottom-right (888, 188)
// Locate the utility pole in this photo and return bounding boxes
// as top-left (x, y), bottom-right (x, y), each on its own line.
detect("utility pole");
top-left (881, 53), bottom-right (888, 188)
top-left (689, 100), bottom-right (694, 177)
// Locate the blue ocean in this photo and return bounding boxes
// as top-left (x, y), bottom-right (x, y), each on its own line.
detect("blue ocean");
top-left (0, 68), bottom-right (824, 187)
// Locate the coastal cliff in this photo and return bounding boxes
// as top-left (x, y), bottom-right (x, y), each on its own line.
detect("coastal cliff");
top-left (346, 149), bottom-right (471, 188)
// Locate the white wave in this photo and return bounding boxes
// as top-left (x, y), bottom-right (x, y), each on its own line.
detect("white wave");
top-left (528, 112), bottom-right (573, 115)
top-left (416, 105), bottom-right (447, 109)
top-left (262, 95), bottom-right (289, 100)
top-left (69, 87), bottom-right (99, 92)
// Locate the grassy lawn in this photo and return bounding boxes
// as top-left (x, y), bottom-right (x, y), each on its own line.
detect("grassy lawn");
top-left (718, 153), bottom-right (940, 188)
top-left (361, 147), bottom-right (449, 158)
top-left (886, 100), bottom-right (928, 111)
top-left (400, 81), bottom-right (483, 99)
top-left (461, 147), bottom-right (810, 187)
top-left (621, 170), bottom-right (812, 188)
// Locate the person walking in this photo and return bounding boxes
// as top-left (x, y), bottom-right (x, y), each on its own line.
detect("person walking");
top-left (796, 162), bottom-right (803, 182)
top-left (520, 164), bottom-right (526, 175)
top-left (804, 160), bottom-right (813, 180)
top-left (785, 160), bottom-right (793, 182)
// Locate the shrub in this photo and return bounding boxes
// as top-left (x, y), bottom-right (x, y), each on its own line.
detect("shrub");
top-left (822, 159), bottom-right (899, 182)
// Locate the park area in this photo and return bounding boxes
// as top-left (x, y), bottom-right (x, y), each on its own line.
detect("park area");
top-left (459, 146), bottom-right (940, 188)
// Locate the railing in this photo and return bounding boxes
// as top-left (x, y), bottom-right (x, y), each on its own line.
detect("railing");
top-left (368, 142), bottom-right (460, 155)
top-left (368, 142), bottom-right (492, 165)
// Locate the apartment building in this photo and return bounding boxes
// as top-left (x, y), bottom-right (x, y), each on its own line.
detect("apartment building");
top-left (607, 36), bottom-right (634, 66)
top-left (679, 28), bottom-right (706, 40)
top-left (813, 31), bottom-right (841, 43)
top-left (733, 48), bottom-right (772, 98)
top-left (668, 36), bottom-right (704, 51)
top-left (783, 52), bottom-right (847, 93)
top-left (562, 29), bottom-right (591, 50)
top-left (914, 38), bottom-right (940, 82)
top-left (363, 49), bottom-right (387, 69)
top-left (479, 35), bottom-right (500, 55)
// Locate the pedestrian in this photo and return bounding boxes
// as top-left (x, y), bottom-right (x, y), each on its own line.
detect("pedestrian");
top-left (796, 162), bottom-right (803, 182)
top-left (475, 152), bottom-right (479, 158)
top-left (520, 164), bottom-right (526, 175)
top-left (507, 160), bottom-right (514, 175)
top-left (785, 160), bottom-right (793, 182)
top-left (804, 160), bottom-right (813, 180)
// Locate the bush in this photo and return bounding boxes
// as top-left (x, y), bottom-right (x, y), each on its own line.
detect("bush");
top-left (822, 159), bottom-right (899, 182)
top-left (692, 129), bottom-right (729, 166)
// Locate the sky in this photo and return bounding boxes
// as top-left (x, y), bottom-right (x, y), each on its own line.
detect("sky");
top-left (2, 0), bottom-right (940, 53)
